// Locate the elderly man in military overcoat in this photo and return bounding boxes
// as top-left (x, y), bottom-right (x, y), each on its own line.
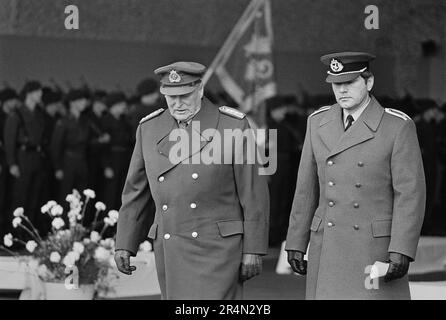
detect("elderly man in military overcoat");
top-left (115, 62), bottom-right (269, 300)
top-left (285, 52), bottom-right (426, 300)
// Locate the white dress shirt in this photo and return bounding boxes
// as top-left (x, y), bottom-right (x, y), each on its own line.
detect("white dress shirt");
top-left (342, 95), bottom-right (371, 129)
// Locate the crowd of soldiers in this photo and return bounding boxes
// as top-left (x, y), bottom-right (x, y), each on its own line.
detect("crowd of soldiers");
top-left (1, 80), bottom-right (445, 242)
top-left (0, 78), bottom-right (164, 238)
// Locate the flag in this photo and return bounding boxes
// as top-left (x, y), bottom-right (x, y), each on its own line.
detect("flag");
top-left (204, 0), bottom-right (277, 113)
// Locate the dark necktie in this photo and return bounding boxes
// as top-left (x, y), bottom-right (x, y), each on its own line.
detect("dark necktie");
top-left (345, 114), bottom-right (354, 131)
top-left (179, 121), bottom-right (188, 129)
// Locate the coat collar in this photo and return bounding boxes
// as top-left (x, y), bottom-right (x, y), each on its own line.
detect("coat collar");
top-left (318, 95), bottom-right (384, 158)
top-left (155, 98), bottom-right (219, 176)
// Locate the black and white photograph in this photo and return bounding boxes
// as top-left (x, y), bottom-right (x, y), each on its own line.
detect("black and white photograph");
top-left (0, 0), bottom-right (445, 308)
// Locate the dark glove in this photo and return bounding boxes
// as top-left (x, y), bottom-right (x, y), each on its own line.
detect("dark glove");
top-left (384, 252), bottom-right (410, 282)
top-left (239, 254), bottom-right (262, 282)
top-left (287, 250), bottom-right (307, 275)
top-left (114, 249), bottom-right (137, 275)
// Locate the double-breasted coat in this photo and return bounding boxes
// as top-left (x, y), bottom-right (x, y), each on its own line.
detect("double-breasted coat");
top-left (285, 96), bottom-right (426, 300)
top-left (116, 98), bottom-right (269, 300)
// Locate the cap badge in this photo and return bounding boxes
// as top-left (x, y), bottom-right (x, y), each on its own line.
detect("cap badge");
top-left (330, 59), bottom-right (344, 72)
top-left (168, 70), bottom-right (181, 83)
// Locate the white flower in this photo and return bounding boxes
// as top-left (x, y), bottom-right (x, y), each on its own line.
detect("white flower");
top-left (41, 204), bottom-right (50, 214)
top-left (37, 264), bottom-right (49, 278)
top-left (50, 205), bottom-right (63, 217)
top-left (104, 217), bottom-right (116, 226)
top-left (90, 231), bottom-right (101, 243)
top-left (65, 194), bottom-right (77, 203)
top-left (95, 201), bottom-right (106, 211)
top-left (99, 239), bottom-right (115, 249)
top-left (12, 217), bottom-right (22, 228)
top-left (25, 240), bottom-right (38, 253)
top-left (83, 238), bottom-right (91, 245)
top-left (139, 241), bottom-right (152, 252)
top-left (47, 200), bottom-right (57, 207)
top-left (13, 207), bottom-right (24, 217)
top-left (94, 247), bottom-right (110, 262)
top-left (51, 217), bottom-right (65, 230)
top-left (3, 234), bottom-right (13, 247)
top-left (83, 189), bottom-right (96, 199)
top-left (73, 242), bottom-right (84, 254)
top-left (49, 252), bottom-right (61, 263)
top-left (62, 251), bottom-right (80, 267)
top-left (108, 210), bottom-right (119, 222)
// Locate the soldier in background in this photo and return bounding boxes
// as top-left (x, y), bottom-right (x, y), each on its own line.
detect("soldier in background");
top-left (51, 89), bottom-right (92, 204)
top-left (4, 81), bottom-right (48, 235)
top-left (101, 91), bottom-right (133, 211)
top-left (128, 78), bottom-right (161, 137)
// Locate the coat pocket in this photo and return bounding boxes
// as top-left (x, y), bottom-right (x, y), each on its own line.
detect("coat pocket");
top-left (310, 216), bottom-right (322, 232)
top-left (216, 220), bottom-right (244, 237)
top-left (372, 218), bottom-right (392, 237)
top-left (147, 223), bottom-right (158, 240)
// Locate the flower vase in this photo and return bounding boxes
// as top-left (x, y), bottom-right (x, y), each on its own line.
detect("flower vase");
top-left (43, 282), bottom-right (95, 300)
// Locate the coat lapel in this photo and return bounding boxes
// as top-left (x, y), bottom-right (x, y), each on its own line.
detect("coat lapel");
top-left (327, 96), bottom-right (384, 158)
top-left (156, 98), bottom-right (219, 176)
top-left (318, 104), bottom-right (344, 152)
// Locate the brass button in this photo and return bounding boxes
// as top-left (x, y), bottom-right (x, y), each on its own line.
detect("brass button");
top-left (328, 181), bottom-right (335, 187)
top-left (192, 173), bottom-right (198, 179)
top-left (354, 203), bottom-right (359, 209)
top-left (164, 233), bottom-right (171, 240)
top-left (191, 232), bottom-right (198, 238)
top-left (158, 176), bottom-right (165, 182)
top-left (328, 201), bottom-right (335, 207)
top-left (358, 162), bottom-right (364, 167)
top-left (355, 183), bottom-right (362, 188)
top-left (327, 160), bottom-right (334, 166)
top-left (353, 225), bottom-right (360, 230)
top-left (327, 222), bottom-right (334, 227)
top-left (162, 204), bottom-right (168, 211)
top-left (190, 203), bottom-right (197, 209)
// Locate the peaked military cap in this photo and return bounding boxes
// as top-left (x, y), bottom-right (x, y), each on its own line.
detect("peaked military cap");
top-left (105, 91), bottom-right (127, 108)
top-left (20, 80), bottom-right (42, 98)
top-left (66, 88), bottom-right (89, 103)
top-left (0, 87), bottom-right (18, 103)
top-left (154, 61), bottom-right (206, 96)
top-left (320, 52), bottom-right (376, 83)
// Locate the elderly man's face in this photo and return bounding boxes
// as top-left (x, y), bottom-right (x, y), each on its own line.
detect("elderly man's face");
top-left (331, 75), bottom-right (374, 111)
top-left (164, 84), bottom-right (203, 122)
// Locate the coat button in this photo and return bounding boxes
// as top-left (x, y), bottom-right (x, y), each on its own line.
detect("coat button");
top-left (353, 225), bottom-right (360, 230)
top-left (158, 176), bottom-right (165, 182)
top-left (328, 201), bottom-right (335, 207)
top-left (354, 203), bottom-right (359, 208)
top-left (327, 222), bottom-right (334, 227)
top-left (162, 204), bottom-right (168, 211)
top-left (192, 173), bottom-right (198, 179)
top-left (191, 232), bottom-right (198, 238)
top-left (358, 161), bottom-right (364, 167)
top-left (327, 160), bottom-right (334, 166)
top-left (190, 203), bottom-right (197, 209)
top-left (164, 233), bottom-right (170, 240)
top-left (355, 183), bottom-right (362, 188)
top-left (328, 181), bottom-right (335, 187)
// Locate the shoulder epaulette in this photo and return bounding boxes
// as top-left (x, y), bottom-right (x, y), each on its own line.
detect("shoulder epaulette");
top-left (219, 106), bottom-right (246, 119)
top-left (139, 108), bottom-right (165, 124)
top-left (384, 108), bottom-right (410, 121)
top-left (309, 106), bottom-right (331, 117)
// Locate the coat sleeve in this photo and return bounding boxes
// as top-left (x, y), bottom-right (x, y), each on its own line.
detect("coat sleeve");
top-left (4, 114), bottom-right (19, 166)
top-left (285, 117), bottom-right (319, 253)
top-left (388, 119), bottom-right (426, 261)
top-left (233, 119), bottom-right (270, 255)
top-left (116, 124), bottom-right (153, 255)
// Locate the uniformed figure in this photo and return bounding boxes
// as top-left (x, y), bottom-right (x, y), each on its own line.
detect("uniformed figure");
top-left (51, 89), bottom-right (92, 204)
top-left (4, 81), bottom-right (49, 235)
top-left (285, 52), bottom-right (426, 300)
top-left (0, 88), bottom-right (21, 236)
top-left (101, 91), bottom-right (132, 211)
top-left (114, 62), bottom-right (269, 300)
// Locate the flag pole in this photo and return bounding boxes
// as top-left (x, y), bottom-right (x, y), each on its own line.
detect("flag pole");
top-left (202, 0), bottom-right (264, 85)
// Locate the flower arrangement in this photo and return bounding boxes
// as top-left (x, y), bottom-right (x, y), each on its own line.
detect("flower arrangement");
top-left (0, 189), bottom-right (121, 297)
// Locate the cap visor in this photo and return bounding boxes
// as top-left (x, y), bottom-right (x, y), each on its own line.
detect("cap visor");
top-left (325, 72), bottom-right (361, 83)
top-left (160, 85), bottom-right (197, 96)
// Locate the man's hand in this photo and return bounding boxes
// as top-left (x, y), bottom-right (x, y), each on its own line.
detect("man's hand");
top-left (104, 167), bottom-right (114, 179)
top-left (287, 250), bottom-right (307, 275)
top-left (384, 252), bottom-right (410, 282)
top-left (239, 254), bottom-right (262, 282)
top-left (9, 165), bottom-right (20, 178)
top-left (55, 169), bottom-right (64, 180)
top-left (114, 249), bottom-right (137, 275)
